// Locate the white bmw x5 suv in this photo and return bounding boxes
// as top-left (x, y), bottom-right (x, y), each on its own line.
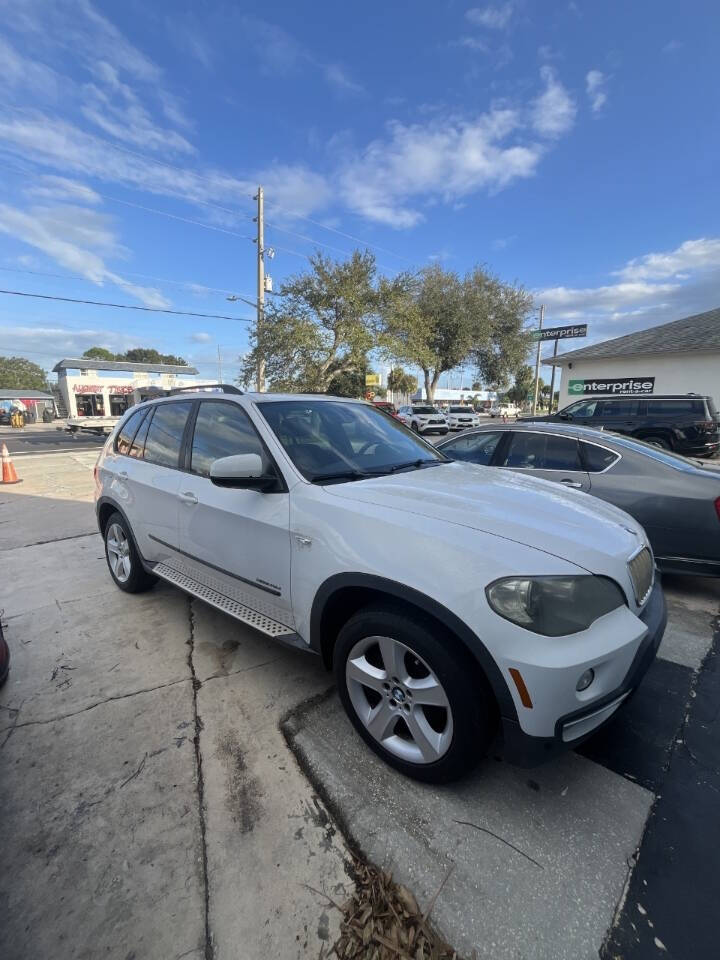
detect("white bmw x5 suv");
top-left (95, 387), bottom-right (666, 782)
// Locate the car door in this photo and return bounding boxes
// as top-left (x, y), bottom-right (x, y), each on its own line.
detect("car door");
top-left (124, 400), bottom-right (193, 563)
top-left (557, 398), bottom-right (598, 427)
top-left (176, 399), bottom-right (294, 627)
top-left (499, 430), bottom-right (592, 491)
top-left (591, 398), bottom-right (641, 436)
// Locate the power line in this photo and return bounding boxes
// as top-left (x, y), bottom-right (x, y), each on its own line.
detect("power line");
top-left (0, 288), bottom-right (253, 321)
top-left (98, 193), bottom-right (255, 242)
top-left (0, 265), bottom-right (259, 306)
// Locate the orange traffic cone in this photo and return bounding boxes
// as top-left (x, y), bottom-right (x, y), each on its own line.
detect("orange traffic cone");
top-left (1, 443), bottom-right (21, 484)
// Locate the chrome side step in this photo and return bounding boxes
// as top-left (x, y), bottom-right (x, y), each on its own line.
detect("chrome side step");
top-left (154, 562), bottom-right (297, 639)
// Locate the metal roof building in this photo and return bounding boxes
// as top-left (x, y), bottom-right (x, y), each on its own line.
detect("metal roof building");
top-left (52, 359), bottom-right (199, 375)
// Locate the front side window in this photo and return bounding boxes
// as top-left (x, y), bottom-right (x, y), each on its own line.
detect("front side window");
top-left (115, 408), bottom-right (146, 455)
top-left (502, 432), bottom-right (582, 470)
top-left (442, 432), bottom-right (502, 464)
top-left (191, 402), bottom-right (265, 477)
top-left (257, 400), bottom-right (445, 482)
top-left (142, 401), bottom-right (192, 468)
top-left (563, 400), bottom-right (598, 418)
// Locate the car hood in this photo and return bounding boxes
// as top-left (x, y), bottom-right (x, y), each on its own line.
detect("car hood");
top-left (323, 461), bottom-right (646, 575)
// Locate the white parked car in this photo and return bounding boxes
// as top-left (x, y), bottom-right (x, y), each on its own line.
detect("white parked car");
top-left (489, 402), bottom-right (521, 419)
top-left (445, 406), bottom-right (479, 431)
top-left (95, 389), bottom-right (666, 782)
top-left (396, 404), bottom-right (448, 435)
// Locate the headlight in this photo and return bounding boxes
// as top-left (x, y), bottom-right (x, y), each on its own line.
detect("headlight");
top-left (486, 576), bottom-right (625, 636)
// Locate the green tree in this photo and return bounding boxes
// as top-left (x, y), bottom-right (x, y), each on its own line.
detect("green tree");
top-left (387, 366), bottom-right (418, 399)
top-left (0, 356), bottom-right (49, 391)
top-left (380, 264), bottom-right (532, 404)
top-left (117, 348), bottom-right (187, 365)
top-left (241, 251), bottom-right (381, 393)
top-left (82, 346), bottom-right (116, 361)
top-left (505, 365), bottom-right (534, 405)
top-left (326, 366), bottom-right (367, 397)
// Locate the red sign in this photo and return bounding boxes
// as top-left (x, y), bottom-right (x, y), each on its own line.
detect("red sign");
top-left (73, 384), bottom-right (134, 394)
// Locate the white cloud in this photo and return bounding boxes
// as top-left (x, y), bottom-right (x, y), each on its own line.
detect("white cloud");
top-left (585, 70), bottom-right (608, 113)
top-left (615, 238), bottom-right (720, 282)
top-left (532, 66), bottom-right (576, 137)
top-left (535, 237), bottom-right (720, 342)
top-left (0, 35), bottom-right (60, 100)
top-left (26, 175), bottom-right (101, 205)
top-left (465, 4), bottom-right (514, 30)
top-left (0, 202), bottom-right (170, 308)
top-left (190, 332), bottom-right (212, 342)
top-left (0, 324), bottom-right (139, 367)
top-left (324, 64), bottom-right (364, 95)
top-left (493, 234), bottom-right (517, 250)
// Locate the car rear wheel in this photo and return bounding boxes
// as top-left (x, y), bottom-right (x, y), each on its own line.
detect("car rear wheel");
top-left (334, 605), bottom-right (497, 782)
top-left (411, 421), bottom-right (419, 432)
top-left (643, 435), bottom-right (672, 450)
top-left (104, 512), bottom-right (156, 593)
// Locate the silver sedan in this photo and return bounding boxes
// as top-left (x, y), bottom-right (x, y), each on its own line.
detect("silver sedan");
top-left (437, 421), bottom-right (720, 577)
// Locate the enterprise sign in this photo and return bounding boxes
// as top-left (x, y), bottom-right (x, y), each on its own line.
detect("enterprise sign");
top-left (532, 324), bottom-right (588, 341)
top-left (568, 377), bottom-right (656, 396)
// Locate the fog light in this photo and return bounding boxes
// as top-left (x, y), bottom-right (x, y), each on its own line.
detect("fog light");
top-left (576, 669), bottom-right (595, 692)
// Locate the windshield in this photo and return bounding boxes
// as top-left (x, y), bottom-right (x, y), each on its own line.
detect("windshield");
top-left (449, 406), bottom-right (472, 413)
top-left (412, 406), bottom-right (437, 414)
top-left (257, 400), bottom-right (446, 482)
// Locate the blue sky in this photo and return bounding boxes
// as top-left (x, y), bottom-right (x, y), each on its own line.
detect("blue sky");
top-left (1, 0), bottom-right (718, 387)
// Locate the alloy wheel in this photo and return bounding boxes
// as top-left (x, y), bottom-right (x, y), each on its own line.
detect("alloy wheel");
top-left (106, 522), bottom-right (132, 583)
top-left (345, 635), bottom-right (453, 764)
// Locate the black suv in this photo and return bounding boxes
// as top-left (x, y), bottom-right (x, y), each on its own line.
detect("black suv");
top-left (524, 394), bottom-right (719, 457)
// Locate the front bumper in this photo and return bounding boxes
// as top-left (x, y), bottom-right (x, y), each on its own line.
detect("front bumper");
top-left (499, 578), bottom-right (667, 766)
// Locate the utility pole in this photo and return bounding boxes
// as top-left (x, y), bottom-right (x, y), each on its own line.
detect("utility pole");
top-left (217, 344), bottom-right (223, 384)
top-left (532, 303), bottom-right (544, 415)
top-left (548, 338), bottom-right (559, 413)
top-left (254, 185), bottom-right (265, 392)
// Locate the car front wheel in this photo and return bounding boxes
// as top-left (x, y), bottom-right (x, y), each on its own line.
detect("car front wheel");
top-left (334, 605), bottom-right (497, 782)
top-left (104, 511), bottom-right (157, 593)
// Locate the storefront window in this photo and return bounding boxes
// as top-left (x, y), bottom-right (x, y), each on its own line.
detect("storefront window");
top-left (76, 394), bottom-right (105, 416)
top-left (109, 394), bottom-right (129, 416)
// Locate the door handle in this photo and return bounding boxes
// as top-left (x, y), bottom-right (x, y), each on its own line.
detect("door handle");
top-left (118, 470), bottom-right (128, 480)
top-left (560, 479), bottom-right (582, 488)
top-left (178, 491), bottom-right (198, 505)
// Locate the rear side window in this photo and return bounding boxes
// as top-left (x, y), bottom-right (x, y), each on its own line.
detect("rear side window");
top-left (115, 408), bottom-right (146, 455)
top-left (649, 399), bottom-right (702, 416)
top-left (595, 399), bottom-right (641, 417)
top-left (142, 401), bottom-right (192, 468)
top-left (502, 432), bottom-right (582, 470)
top-left (443, 431), bottom-right (502, 464)
top-left (580, 442), bottom-right (620, 472)
top-left (190, 401), bottom-right (265, 477)
top-left (129, 407), bottom-right (153, 458)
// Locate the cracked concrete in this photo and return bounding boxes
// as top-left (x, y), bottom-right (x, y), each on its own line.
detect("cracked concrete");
top-left (0, 427), bottom-right (351, 960)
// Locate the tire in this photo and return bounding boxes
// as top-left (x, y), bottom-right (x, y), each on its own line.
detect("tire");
top-left (103, 511), bottom-right (157, 593)
top-left (411, 421), bottom-right (420, 433)
top-left (643, 435), bottom-right (672, 450)
top-left (333, 605), bottom-right (497, 783)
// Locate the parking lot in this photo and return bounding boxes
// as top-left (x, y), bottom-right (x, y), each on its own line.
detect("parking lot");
top-left (1, 423), bottom-right (718, 959)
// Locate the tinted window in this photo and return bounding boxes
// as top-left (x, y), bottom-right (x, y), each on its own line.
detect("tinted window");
top-left (412, 406), bottom-right (437, 414)
top-left (115, 408), bottom-right (146, 455)
top-left (595, 399), bottom-right (640, 417)
top-left (449, 406), bottom-right (472, 413)
top-left (442, 432), bottom-right (502, 464)
top-left (191, 402), bottom-right (265, 477)
top-left (129, 407), bottom-right (153, 458)
top-left (564, 400), bottom-right (597, 418)
top-left (649, 399), bottom-right (702, 416)
top-left (502, 432), bottom-right (582, 470)
top-left (581, 442), bottom-right (620, 472)
top-left (142, 401), bottom-right (192, 468)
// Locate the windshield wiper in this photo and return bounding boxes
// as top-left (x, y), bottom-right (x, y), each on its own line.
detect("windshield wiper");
top-left (308, 468), bottom-right (370, 484)
top-left (370, 459), bottom-right (444, 475)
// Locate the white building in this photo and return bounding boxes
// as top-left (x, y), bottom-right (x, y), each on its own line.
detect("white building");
top-left (410, 387), bottom-right (495, 405)
top-left (53, 358), bottom-right (202, 419)
top-left (549, 307), bottom-right (720, 410)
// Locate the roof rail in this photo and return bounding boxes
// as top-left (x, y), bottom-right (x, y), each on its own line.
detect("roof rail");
top-left (167, 383), bottom-right (243, 396)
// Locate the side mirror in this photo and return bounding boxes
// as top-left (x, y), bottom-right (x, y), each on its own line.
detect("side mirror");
top-left (559, 411), bottom-right (571, 420)
top-left (210, 453), bottom-right (278, 491)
